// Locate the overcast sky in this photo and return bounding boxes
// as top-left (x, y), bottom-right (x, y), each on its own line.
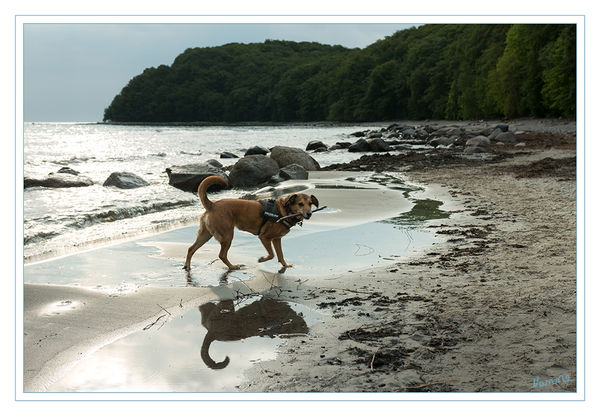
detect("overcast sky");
top-left (23, 23), bottom-right (417, 122)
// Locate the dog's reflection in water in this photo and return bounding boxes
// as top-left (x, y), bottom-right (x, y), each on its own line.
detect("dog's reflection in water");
top-left (199, 297), bottom-right (308, 369)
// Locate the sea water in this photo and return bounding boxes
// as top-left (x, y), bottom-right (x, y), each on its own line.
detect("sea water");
top-left (23, 122), bottom-right (386, 262)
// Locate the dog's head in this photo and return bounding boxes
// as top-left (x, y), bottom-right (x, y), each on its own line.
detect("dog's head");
top-left (283, 193), bottom-right (319, 219)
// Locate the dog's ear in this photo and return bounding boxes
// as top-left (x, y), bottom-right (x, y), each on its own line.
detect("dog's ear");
top-left (310, 195), bottom-right (319, 208)
top-left (284, 194), bottom-right (298, 207)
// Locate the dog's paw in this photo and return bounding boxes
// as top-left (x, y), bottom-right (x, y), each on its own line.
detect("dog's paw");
top-left (258, 255), bottom-right (273, 263)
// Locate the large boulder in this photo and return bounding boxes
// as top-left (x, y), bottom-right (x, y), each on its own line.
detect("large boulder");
top-left (494, 131), bottom-right (517, 143)
top-left (348, 138), bottom-right (371, 152)
top-left (465, 135), bottom-right (491, 148)
top-left (306, 140), bottom-right (328, 151)
top-left (206, 159), bottom-right (223, 168)
top-left (279, 163), bottom-right (309, 180)
top-left (244, 146), bottom-right (270, 156)
top-left (429, 136), bottom-right (455, 147)
top-left (229, 155), bottom-right (280, 188)
top-left (24, 173), bottom-right (94, 189)
top-left (103, 172), bottom-right (149, 189)
top-left (329, 141), bottom-right (352, 150)
top-left (348, 138), bottom-right (391, 152)
top-left (368, 138), bottom-right (391, 152)
top-left (165, 163), bottom-right (229, 193)
top-left (269, 146), bottom-right (320, 171)
top-left (401, 127), bottom-right (417, 138)
top-left (57, 166), bottom-right (79, 175)
top-left (488, 128), bottom-right (503, 141)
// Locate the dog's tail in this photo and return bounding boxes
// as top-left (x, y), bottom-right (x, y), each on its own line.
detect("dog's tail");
top-left (197, 175), bottom-right (228, 211)
top-left (201, 332), bottom-right (230, 370)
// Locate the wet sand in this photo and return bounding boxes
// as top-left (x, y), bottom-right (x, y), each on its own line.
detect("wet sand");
top-left (21, 119), bottom-right (578, 397)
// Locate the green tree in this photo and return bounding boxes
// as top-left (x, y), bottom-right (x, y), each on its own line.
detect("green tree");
top-left (357, 60), bottom-right (402, 120)
top-left (540, 25), bottom-right (576, 117)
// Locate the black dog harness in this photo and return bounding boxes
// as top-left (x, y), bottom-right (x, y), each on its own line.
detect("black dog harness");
top-left (258, 199), bottom-right (298, 235)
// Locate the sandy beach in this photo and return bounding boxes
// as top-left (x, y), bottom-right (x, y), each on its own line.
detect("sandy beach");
top-left (243, 130), bottom-right (578, 393)
top-left (21, 119), bottom-right (578, 396)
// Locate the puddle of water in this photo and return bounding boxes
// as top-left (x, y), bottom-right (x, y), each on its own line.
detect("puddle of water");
top-left (48, 296), bottom-right (322, 392)
top-left (22, 231), bottom-right (255, 292)
top-left (235, 221), bottom-right (436, 276)
top-left (350, 173), bottom-right (452, 226)
top-left (383, 199), bottom-right (452, 226)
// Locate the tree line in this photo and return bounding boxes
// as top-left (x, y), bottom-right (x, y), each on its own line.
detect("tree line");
top-left (103, 24), bottom-right (576, 123)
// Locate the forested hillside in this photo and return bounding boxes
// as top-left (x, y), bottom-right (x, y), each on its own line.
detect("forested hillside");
top-left (103, 24), bottom-right (576, 123)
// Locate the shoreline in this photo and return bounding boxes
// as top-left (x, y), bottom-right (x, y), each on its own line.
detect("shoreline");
top-left (21, 119), bottom-right (577, 394)
top-left (96, 117), bottom-right (575, 129)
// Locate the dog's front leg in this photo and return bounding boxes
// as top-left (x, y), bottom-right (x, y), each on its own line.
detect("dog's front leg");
top-left (258, 236), bottom-right (275, 263)
top-left (273, 238), bottom-right (292, 268)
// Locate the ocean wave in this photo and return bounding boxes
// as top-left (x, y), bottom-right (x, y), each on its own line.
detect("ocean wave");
top-left (65, 200), bottom-right (197, 229)
top-left (24, 199), bottom-right (198, 248)
top-left (24, 231), bottom-right (61, 245)
top-left (46, 152), bottom-right (168, 166)
top-left (48, 156), bottom-right (97, 166)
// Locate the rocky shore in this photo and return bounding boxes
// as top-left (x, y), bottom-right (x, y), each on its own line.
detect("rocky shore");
top-left (164, 118), bottom-right (576, 193)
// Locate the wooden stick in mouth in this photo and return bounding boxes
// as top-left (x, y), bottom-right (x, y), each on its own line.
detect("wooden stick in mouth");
top-left (276, 206), bottom-right (328, 223)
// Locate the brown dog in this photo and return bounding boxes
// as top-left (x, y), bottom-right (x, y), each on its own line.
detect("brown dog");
top-left (184, 175), bottom-right (319, 270)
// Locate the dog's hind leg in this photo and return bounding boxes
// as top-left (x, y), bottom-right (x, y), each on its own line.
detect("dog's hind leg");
top-left (258, 236), bottom-right (275, 263)
top-left (184, 226), bottom-right (212, 270)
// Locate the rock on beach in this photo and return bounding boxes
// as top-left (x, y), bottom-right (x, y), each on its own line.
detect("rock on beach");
top-left (269, 146), bottom-right (320, 171)
top-left (465, 135), bottom-right (491, 148)
top-left (306, 140), bottom-right (328, 152)
top-left (24, 173), bottom-right (94, 189)
top-left (329, 142), bottom-right (352, 150)
top-left (56, 167), bottom-right (80, 175)
top-left (103, 172), bottom-right (149, 189)
top-left (463, 136), bottom-right (492, 154)
top-left (348, 139), bottom-right (371, 152)
top-left (244, 146), bottom-right (270, 156)
top-left (229, 155), bottom-right (280, 188)
top-left (165, 163), bottom-right (229, 193)
top-left (348, 138), bottom-right (391, 152)
top-left (429, 136), bottom-right (455, 147)
top-left (494, 132), bottom-right (517, 143)
top-left (278, 163), bottom-right (309, 180)
top-left (369, 138), bottom-right (391, 152)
